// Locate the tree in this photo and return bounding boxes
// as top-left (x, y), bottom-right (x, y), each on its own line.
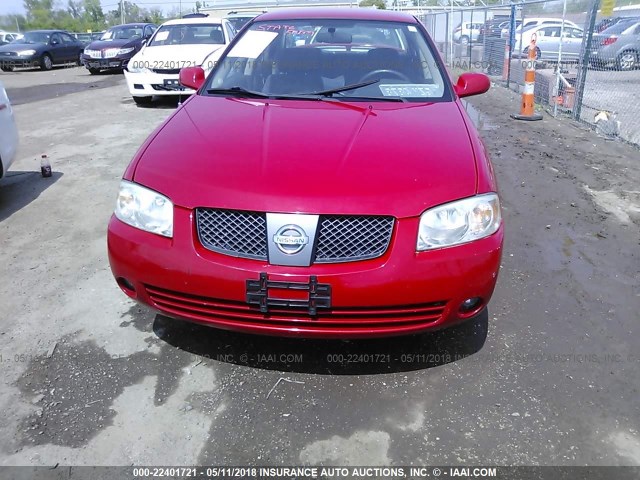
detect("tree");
top-left (359, 0), bottom-right (387, 8)
top-left (146, 7), bottom-right (164, 24)
top-left (67, 0), bottom-right (83, 19)
top-left (83, 0), bottom-right (105, 26)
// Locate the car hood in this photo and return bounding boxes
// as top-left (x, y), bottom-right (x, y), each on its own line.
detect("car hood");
top-left (135, 44), bottom-right (225, 66)
top-left (87, 39), bottom-right (137, 50)
top-left (0, 42), bottom-right (44, 52)
top-left (133, 97), bottom-right (478, 218)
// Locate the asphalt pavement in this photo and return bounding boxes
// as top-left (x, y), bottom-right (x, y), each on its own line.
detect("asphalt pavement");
top-left (0, 66), bottom-right (639, 469)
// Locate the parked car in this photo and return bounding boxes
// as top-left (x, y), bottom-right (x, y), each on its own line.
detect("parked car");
top-left (225, 11), bottom-right (265, 33)
top-left (501, 18), bottom-right (577, 39)
top-left (453, 21), bottom-right (483, 44)
top-left (0, 30), bottom-right (84, 71)
top-left (107, 8), bottom-right (503, 338)
top-left (125, 16), bottom-right (233, 105)
top-left (81, 23), bottom-right (157, 74)
top-left (594, 15), bottom-right (640, 33)
top-left (478, 19), bottom-right (509, 43)
top-left (516, 24), bottom-right (584, 61)
top-left (0, 31), bottom-right (21, 46)
top-left (0, 81), bottom-right (18, 179)
top-left (590, 19), bottom-right (640, 70)
top-left (71, 32), bottom-right (95, 48)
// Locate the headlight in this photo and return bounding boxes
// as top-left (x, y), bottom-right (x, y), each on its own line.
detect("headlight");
top-left (117, 47), bottom-right (135, 55)
top-left (17, 49), bottom-right (36, 56)
top-left (114, 180), bottom-right (173, 237)
top-left (417, 193), bottom-right (501, 250)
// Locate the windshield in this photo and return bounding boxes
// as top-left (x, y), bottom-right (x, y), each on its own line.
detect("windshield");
top-left (150, 24), bottom-right (224, 46)
top-left (11, 31), bottom-right (50, 44)
top-left (207, 19), bottom-right (446, 101)
top-left (101, 26), bottom-right (144, 41)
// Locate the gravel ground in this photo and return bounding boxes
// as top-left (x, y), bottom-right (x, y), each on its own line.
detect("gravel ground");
top-left (0, 67), bottom-right (639, 470)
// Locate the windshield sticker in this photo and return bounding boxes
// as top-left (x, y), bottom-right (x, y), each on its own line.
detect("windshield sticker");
top-left (154, 31), bottom-right (169, 41)
top-left (408, 26), bottom-right (418, 32)
top-left (379, 84), bottom-right (438, 97)
top-left (228, 30), bottom-right (278, 59)
top-left (256, 24), bottom-right (314, 36)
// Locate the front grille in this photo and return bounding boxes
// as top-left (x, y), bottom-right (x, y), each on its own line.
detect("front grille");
top-left (197, 209), bottom-right (268, 260)
top-left (195, 209), bottom-right (394, 264)
top-left (315, 216), bottom-right (394, 263)
top-left (152, 68), bottom-right (181, 74)
top-left (145, 284), bottom-right (447, 332)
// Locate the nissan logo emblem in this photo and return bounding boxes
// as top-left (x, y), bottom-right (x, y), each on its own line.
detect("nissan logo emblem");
top-left (273, 224), bottom-right (309, 255)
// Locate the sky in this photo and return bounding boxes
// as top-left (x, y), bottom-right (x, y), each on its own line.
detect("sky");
top-left (0, 0), bottom-right (204, 16)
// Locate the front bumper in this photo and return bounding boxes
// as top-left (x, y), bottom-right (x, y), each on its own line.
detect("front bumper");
top-left (588, 50), bottom-right (616, 66)
top-left (108, 208), bottom-right (503, 338)
top-left (124, 70), bottom-right (196, 97)
top-left (0, 55), bottom-right (39, 68)
top-left (81, 54), bottom-right (131, 70)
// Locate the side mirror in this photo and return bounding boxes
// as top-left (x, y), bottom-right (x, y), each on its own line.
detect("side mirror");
top-left (179, 66), bottom-right (205, 90)
top-left (454, 72), bottom-right (490, 98)
top-left (51, 39), bottom-right (59, 46)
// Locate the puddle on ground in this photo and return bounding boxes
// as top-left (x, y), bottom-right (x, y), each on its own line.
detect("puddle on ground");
top-left (462, 100), bottom-right (498, 131)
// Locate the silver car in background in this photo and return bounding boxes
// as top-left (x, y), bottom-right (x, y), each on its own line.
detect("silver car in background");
top-left (0, 81), bottom-right (18, 179)
top-left (516, 24), bottom-right (584, 61)
top-left (590, 19), bottom-right (640, 71)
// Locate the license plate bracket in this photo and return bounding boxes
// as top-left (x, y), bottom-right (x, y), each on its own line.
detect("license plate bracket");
top-left (163, 78), bottom-right (184, 90)
top-left (246, 273), bottom-right (331, 316)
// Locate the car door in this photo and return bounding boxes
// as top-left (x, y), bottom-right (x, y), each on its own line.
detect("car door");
top-left (61, 32), bottom-right (80, 62)
top-left (535, 26), bottom-right (560, 59)
top-left (562, 27), bottom-right (584, 60)
top-left (48, 33), bottom-right (67, 63)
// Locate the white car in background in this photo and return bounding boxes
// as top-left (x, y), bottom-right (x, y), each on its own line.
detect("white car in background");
top-left (0, 81), bottom-right (18, 179)
top-left (0, 31), bottom-right (21, 45)
top-left (125, 16), bottom-right (234, 105)
top-left (501, 18), bottom-right (578, 39)
top-left (453, 22), bottom-right (483, 45)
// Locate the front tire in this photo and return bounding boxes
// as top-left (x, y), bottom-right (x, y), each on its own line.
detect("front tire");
top-left (133, 96), bottom-right (153, 106)
top-left (1, 65), bottom-right (14, 72)
top-left (40, 54), bottom-right (53, 71)
top-left (616, 51), bottom-right (637, 71)
top-left (88, 67), bottom-right (100, 75)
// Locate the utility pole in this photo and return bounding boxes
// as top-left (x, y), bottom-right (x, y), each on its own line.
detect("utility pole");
top-left (121, 0), bottom-right (125, 24)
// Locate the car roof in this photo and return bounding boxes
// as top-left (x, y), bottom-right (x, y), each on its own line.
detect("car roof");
top-left (26, 29), bottom-right (66, 33)
top-left (256, 7), bottom-right (418, 24)
top-left (161, 17), bottom-right (224, 26)
top-left (109, 23), bottom-right (154, 28)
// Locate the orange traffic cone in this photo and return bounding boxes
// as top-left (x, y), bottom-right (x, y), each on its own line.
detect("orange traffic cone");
top-left (511, 33), bottom-right (543, 121)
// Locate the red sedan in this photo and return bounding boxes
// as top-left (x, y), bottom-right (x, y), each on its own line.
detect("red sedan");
top-left (107, 8), bottom-right (503, 338)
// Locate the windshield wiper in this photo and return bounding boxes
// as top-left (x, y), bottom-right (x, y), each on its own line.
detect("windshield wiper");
top-left (206, 87), bottom-right (270, 98)
top-left (311, 79), bottom-right (380, 97)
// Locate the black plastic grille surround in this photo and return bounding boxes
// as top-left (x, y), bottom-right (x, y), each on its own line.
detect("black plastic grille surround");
top-left (196, 209), bottom-right (394, 264)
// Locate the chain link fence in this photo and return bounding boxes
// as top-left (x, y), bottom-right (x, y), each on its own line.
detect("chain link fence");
top-left (416, 1), bottom-right (640, 147)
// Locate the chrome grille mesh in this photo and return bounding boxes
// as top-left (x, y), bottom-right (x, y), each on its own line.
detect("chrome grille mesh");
top-left (315, 216), bottom-right (394, 263)
top-left (196, 209), bottom-right (394, 263)
top-left (196, 209), bottom-right (267, 260)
